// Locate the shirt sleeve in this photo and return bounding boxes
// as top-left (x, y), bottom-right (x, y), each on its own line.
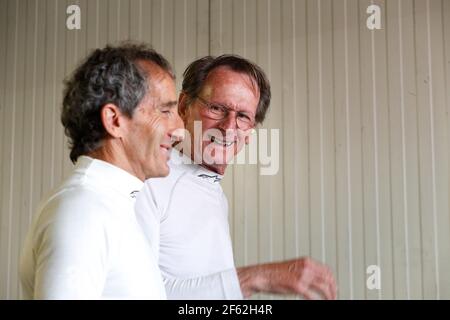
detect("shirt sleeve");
top-left (163, 268), bottom-right (243, 300)
top-left (32, 192), bottom-right (111, 299)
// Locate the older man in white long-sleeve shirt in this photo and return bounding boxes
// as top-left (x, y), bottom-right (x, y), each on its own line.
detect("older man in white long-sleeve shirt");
top-left (136, 55), bottom-right (337, 300)
top-left (20, 43), bottom-right (184, 299)
top-left (136, 150), bottom-right (242, 299)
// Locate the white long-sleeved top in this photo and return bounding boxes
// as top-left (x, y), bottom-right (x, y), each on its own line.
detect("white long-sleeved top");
top-left (135, 150), bottom-right (243, 299)
top-left (20, 156), bottom-right (166, 300)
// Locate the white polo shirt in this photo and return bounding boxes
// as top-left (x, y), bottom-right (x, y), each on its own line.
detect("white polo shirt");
top-left (20, 156), bottom-right (166, 300)
top-left (135, 150), bottom-right (243, 299)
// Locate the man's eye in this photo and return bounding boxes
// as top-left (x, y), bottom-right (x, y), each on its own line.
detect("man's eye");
top-left (238, 113), bottom-right (251, 121)
top-left (209, 105), bottom-right (223, 112)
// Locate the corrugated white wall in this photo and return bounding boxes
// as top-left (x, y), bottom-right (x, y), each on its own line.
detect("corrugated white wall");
top-left (1, 0), bottom-right (449, 300)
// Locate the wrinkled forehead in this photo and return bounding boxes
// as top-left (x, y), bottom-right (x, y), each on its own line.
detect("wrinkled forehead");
top-left (200, 66), bottom-right (260, 100)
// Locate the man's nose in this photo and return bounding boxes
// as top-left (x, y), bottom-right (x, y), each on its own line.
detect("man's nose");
top-left (218, 112), bottom-right (238, 130)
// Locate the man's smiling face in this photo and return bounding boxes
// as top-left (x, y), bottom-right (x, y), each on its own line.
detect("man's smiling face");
top-left (121, 61), bottom-right (183, 179)
top-left (180, 66), bottom-right (259, 175)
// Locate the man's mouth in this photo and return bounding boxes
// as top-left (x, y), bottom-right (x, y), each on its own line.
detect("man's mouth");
top-left (160, 144), bottom-right (172, 156)
top-left (209, 135), bottom-right (235, 147)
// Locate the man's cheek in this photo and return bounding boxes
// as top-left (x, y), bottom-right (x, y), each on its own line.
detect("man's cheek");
top-left (148, 117), bottom-right (167, 137)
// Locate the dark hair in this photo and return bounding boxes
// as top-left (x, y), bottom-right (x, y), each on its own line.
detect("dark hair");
top-left (61, 42), bottom-right (174, 163)
top-left (181, 54), bottom-right (271, 124)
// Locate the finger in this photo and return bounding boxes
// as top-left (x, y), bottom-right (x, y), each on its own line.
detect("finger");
top-left (319, 273), bottom-right (337, 300)
top-left (325, 274), bottom-right (337, 300)
top-left (297, 284), bottom-right (316, 300)
top-left (307, 263), bottom-right (336, 292)
top-left (295, 258), bottom-right (337, 299)
top-left (310, 280), bottom-right (333, 300)
top-left (304, 265), bottom-right (336, 300)
top-left (312, 270), bottom-right (337, 300)
top-left (330, 279), bottom-right (338, 299)
top-left (302, 291), bottom-right (316, 300)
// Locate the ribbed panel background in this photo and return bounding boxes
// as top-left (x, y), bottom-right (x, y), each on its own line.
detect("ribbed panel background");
top-left (1, 0), bottom-right (449, 299)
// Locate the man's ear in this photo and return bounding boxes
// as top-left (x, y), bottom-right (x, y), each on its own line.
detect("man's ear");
top-left (178, 92), bottom-right (190, 121)
top-left (100, 103), bottom-right (125, 138)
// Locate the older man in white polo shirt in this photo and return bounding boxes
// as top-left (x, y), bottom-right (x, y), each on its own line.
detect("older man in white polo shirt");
top-left (136, 55), bottom-right (337, 300)
top-left (20, 43), bottom-right (184, 299)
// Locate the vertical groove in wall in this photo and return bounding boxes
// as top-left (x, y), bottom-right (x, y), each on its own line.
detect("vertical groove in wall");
top-left (61, 0), bottom-right (67, 175)
top-left (50, 0), bottom-right (58, 189)
top-left (305, 0), bottom-right (311, 259)
top-left (28, 0), bottom-right (36, 226)
top-left (369, 0), bottom-right (382, 300)
top-left (321, 0), bottom-right (336, 280)
top-left (87, 1), bottom-right (92, 52)
top-left (280, 0), bottom-right (286, 265)
top-left (412, 0), bottom-right (425, 300)
top-left (343, 0), bottom-right (354, 300)
top-left (0, 0), bottom-right (6, 298)
top-left (15, 0), bottom-right (27, 298)
top-left (327, 0), bottom-right (335, 285)
top-left (445, 2), bottom-right (450, 296)
top-left (425, 0), bottom-right (440, 299)
top-left (138, 0), bottom-right (142, 40)
top-left (18, 0), bottom-right (39, 297)
top-left (332, 0), bottom-right (339, 297)
top-left (117, 0), bottom-right (120, 40)
top-left (1, 0), bottom-right (5, 296)
top-left (267, 0), bottom-right (273, 263)
top-left (443, 4), bottom-right (450, 248)
top-left (107, 0), bottom-right (110, 42)
top-left (128, 0), bottom-right (131, 39)
top-left (59, 0), bottom-right (66, 266)
top-left (292, 0), bottom-right (299, 257)
top-left (380, 0), bottom-right (394, 299)
top-left (275, 0), bottom-right (284, 267)
top-left (61, 0), bottom-right (68, 182)
top-left (398, 0), bottom-right (411, 300)
top-left (0, 3), bottom-right (7, 299)
top-left (318, 0), bottom-right (326, 264)
top-left (355, 0), bottom-right (368, 300)
top-left (96, 0), bottom-right (99, 46)
top-left (62, 0), bottom-right (70, 187)
top-left (184, 0), bottom-right (187, 64)
top-left (161, 1), bottom-right (164, 53)
top-left (0, 0), bottom-right (5, 220)
top-left (6, 0), bottom-right (19, 299)
top-left (409, 0), bottom-right (422, 299)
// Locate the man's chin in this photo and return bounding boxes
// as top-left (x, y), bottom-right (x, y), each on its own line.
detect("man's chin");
top-left (146, 164), bottom-right (170, 179)
top-left (159, 165), bottom-right (170, 177)
top-left (201, 162), bottom-right (228, 175)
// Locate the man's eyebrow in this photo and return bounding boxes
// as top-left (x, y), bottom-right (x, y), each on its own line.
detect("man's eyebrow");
top-left (158, 101), bottom-right (178, 108)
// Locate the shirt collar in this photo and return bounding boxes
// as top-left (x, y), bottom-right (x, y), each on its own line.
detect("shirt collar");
top-left (194, 167), bottom-right (223, 183)
top-left (75, 156), bottom-right (144, 200)
top-left (170, 149), bottom-right (223, 184)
